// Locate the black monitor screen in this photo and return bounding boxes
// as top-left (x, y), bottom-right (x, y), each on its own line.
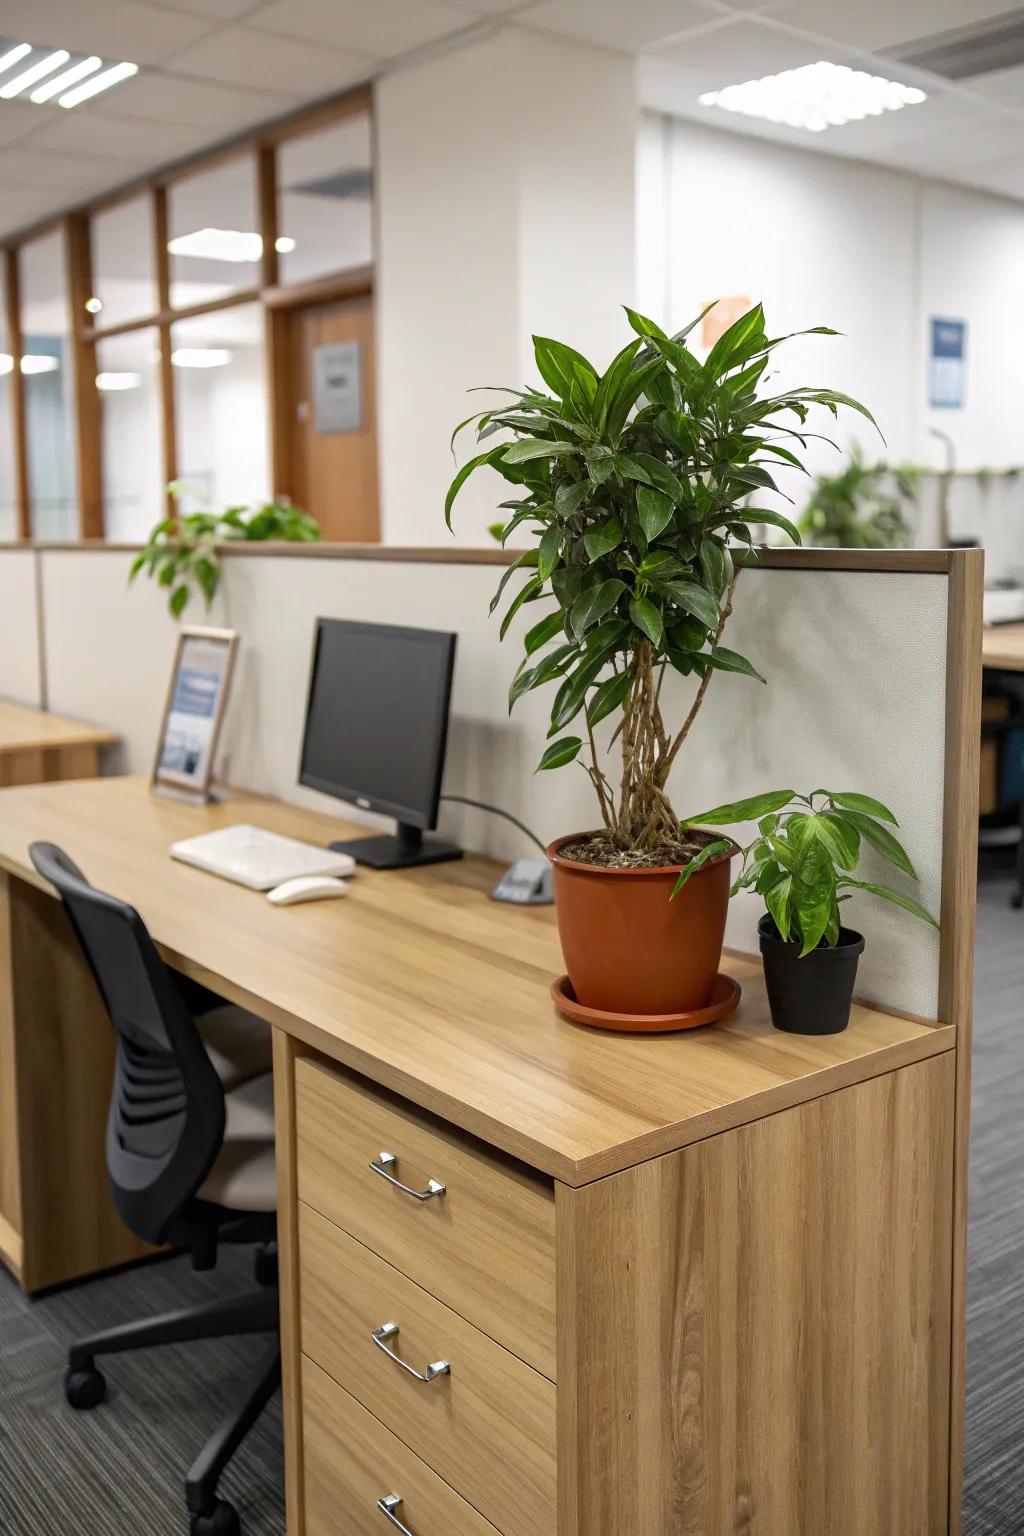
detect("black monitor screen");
top-left (299, 619), bottom-right (457, 829)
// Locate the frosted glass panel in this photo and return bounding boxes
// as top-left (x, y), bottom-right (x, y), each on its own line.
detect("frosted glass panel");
top-left (91, 195), bottom-right (158, 328)
top-left (97, 328), bottom-right (163, 542)
top-left (0, 264), bottom-right (16, 540)
top-left (172, 302), bottom-right (269, 512)
top-left (277, 115), bottom-right (372, 285)
top-left (169, 157), bottom-right (259, 311)
top-left (20, 232), bottom-right (77, 541)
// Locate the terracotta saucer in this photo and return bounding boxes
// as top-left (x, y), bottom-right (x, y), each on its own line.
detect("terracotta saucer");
top-left (550, 972), bottom-right (742, 1034)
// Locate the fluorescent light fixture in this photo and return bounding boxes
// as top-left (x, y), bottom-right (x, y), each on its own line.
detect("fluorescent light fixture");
top-left (31, 54), bottom-right (101, 103)
top-left (96, 371), bottom-right (141, 391)
top-left (0, 43), bottom-right (32, 77)
top-left (698, 61), bottom-right (927, 133)
top-left (168, 227), bottom-right (263, 263)
top-left (0, 49), bottom-right (69, 100)
top-left (171, 348), bottom-right (232, 369)
top-left (58, 59), bottom-right (137, 109)
top-left (275, 236), bottom-right (296, 253)
top-left (20, 354), bottom-right (60, 374)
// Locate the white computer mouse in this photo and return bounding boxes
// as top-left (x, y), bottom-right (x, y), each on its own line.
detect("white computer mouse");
top-left (267, 875), bottom-right (351, 906)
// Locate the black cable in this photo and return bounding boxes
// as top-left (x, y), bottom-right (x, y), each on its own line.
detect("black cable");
top-left (439, 794), bottom-right (548, 857)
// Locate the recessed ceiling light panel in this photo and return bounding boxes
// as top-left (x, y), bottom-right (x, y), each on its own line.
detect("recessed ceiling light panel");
top-left (0, 38), bottom-right (137, 105)
top-left (171, 348), bottom-right (233, 369)
top-left (0, 43), bottom-right (32, 77)
top-left (168, 228), bottom-right (264, 264)
top-left (20, 355), bottom-right (60, 374)
top-left (96, 372), bottom-right (141, 391)
top-left (31, 54), bottom-right (101, 103)
top-left (699, 60), bottom-right (927, 133)
top-left (58, 59), bottom-right (137, 108)
top-left (0, 49), bottom-right (68, 100)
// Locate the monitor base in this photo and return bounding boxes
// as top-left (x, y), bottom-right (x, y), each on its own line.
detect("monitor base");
top-left (329, 826), bottom-right (463, 870)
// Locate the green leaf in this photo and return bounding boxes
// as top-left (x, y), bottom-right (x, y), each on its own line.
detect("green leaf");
top-left (555, 479), bottom-right (590, 517)
top-left (812, 810), bottom-right (860, 869)
top-left (623, 307), bottom-right (668, 342)
top-left (616, 452), bottom-right (684, 500)
top-left (523, 609), bottom-right (565, 655)
top-left (128, 553), bottom-right (146, 581)
top-left (499, 574), bottom-right (543, 639)
top-left (765, 874), bottom-right (793, 940)
top-left (586, 669), bottom-right (633, 728)
top-left (655, 579), bottom-right (719, 630)
top-left (533, 336), bottom-right (598, 399)
top-left (746, 508), bottom-right (802, 545)
top-left (538, 522), bottom-right (562, 580)
top-left (828, 791), bottom-right (898, 824)
top-left (549, 647), bottom-right (616, 732)
top-left (583, 517), bottom-right (624, 561)
top-left (169, 584), bottom-right (190, 619)
top-left (489, 549), bottom-right (539, 614)
top-left (700, 535), bottom-right (725, 594)
top-left (838, 879), bottom-right (938, 927)
top-left (629, 595), bottom-right (663, 647)
top-left (683, 790), bottom-right (795, 826)
top-left (705, 646), bottom-right (766, 684)
top-left (636, 485), bottom-right (675, 543)
top-left (704, 302), bottom-right (765, 381)
top-left (501, 438), bottom-right (577, 465)
top-left (445, 446), bottom-right (502, 529)
top-left (671, 839), bottom-right (733, 898)
top-left (569, 578), bottom-right (626, 640)
top-left (536, 736), bottom-right (584, 772)
top-left (838, 810), bottom-right (917, 878)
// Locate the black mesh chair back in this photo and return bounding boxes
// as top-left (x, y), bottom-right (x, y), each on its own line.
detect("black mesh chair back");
top-left (29, 842), bottom-right (226, 1246)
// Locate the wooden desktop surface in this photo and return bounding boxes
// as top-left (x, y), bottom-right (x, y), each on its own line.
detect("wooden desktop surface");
top-left (0, 698), bottom-right (119, 755)
top-left (982, 622), bottom-right (1024, 672)
top-left (0, 774), bottom-right (954, 1186)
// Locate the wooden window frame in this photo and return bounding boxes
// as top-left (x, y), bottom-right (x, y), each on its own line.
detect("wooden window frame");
top-left (0, 81), bottom-right (373, 543)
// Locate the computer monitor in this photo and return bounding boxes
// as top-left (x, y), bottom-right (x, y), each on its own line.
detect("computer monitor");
top-left (298, 617), bottom-right (462, 869)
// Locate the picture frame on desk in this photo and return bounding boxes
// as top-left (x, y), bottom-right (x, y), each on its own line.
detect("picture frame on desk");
top-left (151, 626), bottom-right (238, 805)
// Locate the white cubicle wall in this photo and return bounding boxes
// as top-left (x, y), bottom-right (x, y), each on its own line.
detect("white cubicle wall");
top-left (0, 544), bottom-right (953, 1017)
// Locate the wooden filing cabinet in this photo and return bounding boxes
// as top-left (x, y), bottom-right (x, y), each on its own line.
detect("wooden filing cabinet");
top-left (284, 1045), bottom-right (956, 1536)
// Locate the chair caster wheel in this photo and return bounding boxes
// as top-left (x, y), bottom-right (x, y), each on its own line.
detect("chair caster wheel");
top-left (1012, 891), bottom-right (1023, 910)
top-left (190, 1498), bottom-right (240, 1536)
top-left (253, 1243), bottom-right (277, 1287)
top-left (64, 1364), bottom-right (106, 1410)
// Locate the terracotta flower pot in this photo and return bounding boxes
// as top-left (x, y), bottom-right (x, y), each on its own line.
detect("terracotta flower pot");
top-left (546, 832), bottom-right (740, 1016)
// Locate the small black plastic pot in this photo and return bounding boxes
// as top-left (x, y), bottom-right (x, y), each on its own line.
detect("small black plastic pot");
top-left (758, 914), bottom-right (866, 1035)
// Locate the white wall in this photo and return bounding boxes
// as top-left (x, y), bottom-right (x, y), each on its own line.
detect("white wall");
top-left (376, 29), bottom-right (637, 548)
top-left (0, 549), bottom-right (41, 706)
top-left (639, 112), bottom-right (1024, 570)
top-left (15, 543), bottom-right (951, 1017)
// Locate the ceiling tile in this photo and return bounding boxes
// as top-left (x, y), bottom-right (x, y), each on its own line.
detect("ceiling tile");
top-left (813, 88), bottom-right (986, 157)
top-left (764, 0), bottom-right (1017, 56)
top-left (249, 0), bottom-right (478, 58)
top-left (0, 184), bottom-right (65, 238)
top-left (0, 100), bottom-right (44, 147)
top-left (97, 69), bottom-right (299, 129)
top-left (651, 18), bottom-right (836, 83)
top-left (161, 23), bottom-right (374, 92)
top-left (157, 0), bottom-right (266, 16)
top-left (963, 62), bottom-right (1024, 111)
top-left (523, 0), bottom-right (726, 53)
top-left (0, 0), bottom-right (217, 65)
top-left (0, 146), bottom-right (133, 193)
top-left (21, 109), bottom-right (213, 163)
top-left (868, 110), bottom-right (1024, 171)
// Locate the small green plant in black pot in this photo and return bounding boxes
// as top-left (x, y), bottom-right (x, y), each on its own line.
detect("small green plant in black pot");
top-left (682, 788), bottom-right (937, 1034)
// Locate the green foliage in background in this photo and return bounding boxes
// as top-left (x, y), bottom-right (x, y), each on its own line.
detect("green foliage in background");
top-left (130, 487), bottom-right (321, 618)
top-left (446, 301), bottom-right (877, 855)
top-left (683, 788), bottom-right (937, 953)
top-left (799, 444), bottom-right (923, 549)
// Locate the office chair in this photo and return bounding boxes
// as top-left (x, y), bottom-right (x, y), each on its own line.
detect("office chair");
top-left (30, 843), bottom-right (280, 1536)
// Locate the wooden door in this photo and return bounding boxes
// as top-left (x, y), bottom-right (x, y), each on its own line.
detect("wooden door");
top-left (284, 293), bottom-right (379, 542)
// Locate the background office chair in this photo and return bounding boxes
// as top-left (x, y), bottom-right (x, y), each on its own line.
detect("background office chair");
top-left (30, 842), bottom-right (280, 1536)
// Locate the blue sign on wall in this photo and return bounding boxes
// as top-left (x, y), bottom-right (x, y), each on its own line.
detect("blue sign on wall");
top-left (929, 317), bottom-right (966, 409)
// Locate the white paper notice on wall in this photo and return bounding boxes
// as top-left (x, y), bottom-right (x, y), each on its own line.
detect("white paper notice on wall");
top-left (313, 341), bottom-right (363, 433)
top-left (929, 317), bottom-right (966, 409)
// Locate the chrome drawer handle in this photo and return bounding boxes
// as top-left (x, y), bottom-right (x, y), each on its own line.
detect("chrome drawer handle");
top-left (370, 1150), bottom-right (445, 1202)
top-left (378, 1495), bottom-right (415, 1534)
top-left (372, 1322), bottom-right (450, 1383)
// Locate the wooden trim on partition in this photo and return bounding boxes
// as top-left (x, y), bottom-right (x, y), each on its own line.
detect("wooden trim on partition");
top-left (262, 265), bottom-right (374, 312)
top-left (745, 547), bottom-right (956, 574)
top-left (3, 249), bottom-right (29, 541)
top-left (152, 188), bottom-right (177, 516)
top-left (272, 1028), bottom-right (311, 1536)
top-left (939, 547), bottom-right (984, 1536)
top-left (65, 217), bottom-right (103, 539)
top-left (83, 286), bottom-right (263, 344)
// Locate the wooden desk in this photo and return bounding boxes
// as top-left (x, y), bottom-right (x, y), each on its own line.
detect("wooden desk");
top-left (0, 697), bottom-right (117, 786)
top-left (0, 775), bottom-right (964, 1535)
top-left (981, 621), bottom-right (1024, 672)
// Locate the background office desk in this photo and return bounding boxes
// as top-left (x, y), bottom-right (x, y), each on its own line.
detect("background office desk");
top-left (0, 697), bottom-right (118, 787)
top-left (982, 621), bottom-right (1024, 672)
top-left (0, 775), bottom-right (963, 1534)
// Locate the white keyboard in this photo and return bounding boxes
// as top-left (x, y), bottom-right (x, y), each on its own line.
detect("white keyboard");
top-left (170, 824), bottom-right (356, 891)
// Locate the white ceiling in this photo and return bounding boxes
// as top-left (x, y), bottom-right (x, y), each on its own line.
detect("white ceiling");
top-left (2, 0), bottom-right (1024, 240)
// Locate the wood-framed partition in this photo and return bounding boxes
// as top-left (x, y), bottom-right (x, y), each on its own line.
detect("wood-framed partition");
top-left (0, 82), bottom-right (374, 544)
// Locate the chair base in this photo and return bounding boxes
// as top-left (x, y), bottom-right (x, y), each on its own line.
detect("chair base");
top-left (65, 1284), bottom-right (280, 1534)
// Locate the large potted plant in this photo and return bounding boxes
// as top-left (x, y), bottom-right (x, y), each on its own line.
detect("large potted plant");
top-left (446, 303), bottom-right (875, 1028)
top-left (682, 788), bottom-right (937, 1033)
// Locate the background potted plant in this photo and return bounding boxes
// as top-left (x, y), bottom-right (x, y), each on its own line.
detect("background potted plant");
top-left (130, 486), bottom-right (321, 617)
top-left (683, 788), bottom-right (937, 1033)
top-left (447, 301), bottom-right (876, 1027)
top-left (797, 443), bottom-right (923, 549)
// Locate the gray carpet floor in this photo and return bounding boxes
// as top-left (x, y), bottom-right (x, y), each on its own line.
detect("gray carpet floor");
top-left (0, 871), bottom-right (1021, 1535)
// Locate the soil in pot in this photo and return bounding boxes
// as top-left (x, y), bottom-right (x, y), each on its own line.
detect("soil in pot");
top-left (547, 829), bottom-right (739, 1017)
top-left (758, 914), bottom-right (866, 1035)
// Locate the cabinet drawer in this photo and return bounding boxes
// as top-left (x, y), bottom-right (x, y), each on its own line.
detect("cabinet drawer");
top-left (299, 1203), bottom-right (557, 1536)
top-left (303, 1355), bottom-right (501, 1536)
top-left (294, 1057), bottom-right (556, 1378)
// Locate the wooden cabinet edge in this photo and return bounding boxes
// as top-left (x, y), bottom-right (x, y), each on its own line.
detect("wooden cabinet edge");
top-left (274, 1027), bottom-right (313, 1536)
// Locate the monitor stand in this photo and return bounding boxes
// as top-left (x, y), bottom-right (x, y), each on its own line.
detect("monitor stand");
top-left (329, 821), bottom-right (463, 870)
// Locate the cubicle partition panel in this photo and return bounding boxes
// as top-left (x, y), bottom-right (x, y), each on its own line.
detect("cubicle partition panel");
top-left (0, 542), bottom-right (981, 1535)
top-left (0, 547), bottom-right (43, 708)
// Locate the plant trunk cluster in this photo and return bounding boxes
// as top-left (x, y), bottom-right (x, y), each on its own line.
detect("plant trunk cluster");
top-left (584, 573), bottom-right (738, 853)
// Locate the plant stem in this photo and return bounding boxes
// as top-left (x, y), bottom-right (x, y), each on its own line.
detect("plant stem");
top-left (657, 567), bottom-right (740, 788)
